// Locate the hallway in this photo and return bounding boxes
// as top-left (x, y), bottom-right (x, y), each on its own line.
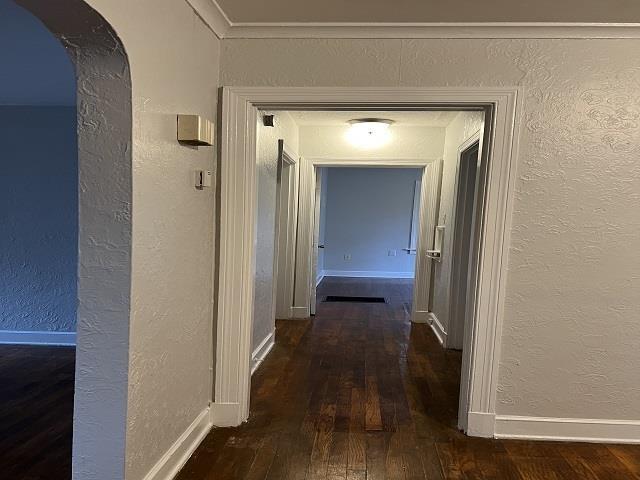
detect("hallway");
top-left (176, 278), bottom-right (640, 479)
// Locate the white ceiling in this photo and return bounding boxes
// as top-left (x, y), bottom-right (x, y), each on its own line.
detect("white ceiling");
top-left (286, 110), bottom-right (459, 128)
top-left (215, 0), bottom-right (640, 24)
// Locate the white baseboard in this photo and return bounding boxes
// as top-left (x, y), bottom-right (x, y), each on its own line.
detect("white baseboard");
top-left (291, 306), bottom-right (310, 319)
top-left (411, 310), bottom-right (429, 324)
top-left (251, 331), bottom-right (275, 375)
top-left (426, 312), bottom-right (447, 346)
top-left (210, 402), bottom-right (242, 427)
top-left (0, 330), bottom-right (76, 346)
top-left (495, 415), bottom-right (640, 444)
top-left (467, 411), bottom-right (496, 438)
top-left (323, 270), bottom-right (414, 279)
top-left (316, 271), bottom-right (325, 287)
top-left (142, 408), bottom-right (212, 480)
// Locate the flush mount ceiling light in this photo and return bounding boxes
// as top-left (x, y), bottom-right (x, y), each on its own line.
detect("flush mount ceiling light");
top-left (346, 118), bottom-right (393, 149)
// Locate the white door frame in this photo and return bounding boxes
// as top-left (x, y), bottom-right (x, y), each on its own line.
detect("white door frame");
top-left (297, 159), bottom-right (436, 319)
top-left (213, 86), bottom-right (521, 437)
top-left (274, 141), bottom-right (299, 320)
top-left (448, 132), bottom-right (482, 350)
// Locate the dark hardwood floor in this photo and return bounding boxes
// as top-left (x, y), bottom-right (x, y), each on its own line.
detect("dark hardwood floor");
top-left (177, 277), bottom-right (640, 480)
top-left (2, 278), bottom-right (639, 479)
top-left (0, 345), bottom-right (75, 479)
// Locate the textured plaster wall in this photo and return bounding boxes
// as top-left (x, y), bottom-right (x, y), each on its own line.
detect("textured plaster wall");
top-left (299, 125), bottom-right (445, 160)
top-left (323, 167), bottom-right (423, 274)
top-left (0, 107), bottom-right (78, 333)
top-left (254, 112), bottom-right (299, 351)
top-left (222, 38), bottom-right (640, 421)
top-left (17, 1), bottom-right (134, 477)
top-left (431, 112), bottom-right (484, 334)
top-left (19, 0), bottom-right (221, 478)
top-left (83, 1), bottom-right (221, 478)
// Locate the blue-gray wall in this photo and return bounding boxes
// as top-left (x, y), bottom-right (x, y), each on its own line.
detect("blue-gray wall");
top-left (0, 0), bottom-right (76, 106)
top-left (0, 0), bottom-right (78, 333)
top-left (322, 167), bottom-right (422, 276)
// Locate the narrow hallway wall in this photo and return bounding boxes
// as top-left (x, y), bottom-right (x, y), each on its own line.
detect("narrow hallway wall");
top-left (430, 111), bottom-right (484, 336)
top-left (253, 112), bottom-right (299, 351)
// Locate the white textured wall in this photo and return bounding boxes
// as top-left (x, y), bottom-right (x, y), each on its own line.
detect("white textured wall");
top-left (299, 125), bottom-right (445, 160)
top-left (222, 38), bottom-right (640, 421)
top-left (74, 0), bottom-right (220, 478)
top-left (253, 112), bottom-right (299, 350)
top-left (431, 111), bottom-right (484, 334)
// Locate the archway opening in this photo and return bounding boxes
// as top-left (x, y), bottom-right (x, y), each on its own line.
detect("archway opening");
top-left (1, 0), bottom-right (133, 477)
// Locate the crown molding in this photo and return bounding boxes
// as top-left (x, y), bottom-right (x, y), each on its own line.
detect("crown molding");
top-left (183, 2), bottom-right (640, 41)
top-left (224, 22), bottom-right (640, 39)
top-left (185, 0), bottom-right (231, 39)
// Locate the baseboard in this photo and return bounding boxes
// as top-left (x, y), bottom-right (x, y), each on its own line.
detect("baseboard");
top-left (467, 411), bottom-right (496, 438)
top-left (426, 312), bottom-right (447, 346)
top-left (0, 330), bottom-right (76, 346)
top-left (316, 271), bottom-right (325, 287)
top-left (210, 402), bottom-right (242, 427)
top-left (142, 408), bottom-right (212, 480)
top-left (251, 331), bottom-right (275, 375)
top-left (291, 306), bottom-right (310, 319)
top-left (323, 270), bottom-right (414, 279)
top-left (494, 415), bottom-right (640, 444)
top-left (411, 310), bottom-right (429, 324)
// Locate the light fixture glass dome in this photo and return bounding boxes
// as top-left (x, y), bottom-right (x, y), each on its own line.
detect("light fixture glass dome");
top-left (346, 118), bottom-right (393, 149)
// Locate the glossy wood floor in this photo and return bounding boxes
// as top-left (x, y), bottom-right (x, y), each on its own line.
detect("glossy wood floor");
top-left (0, 345), bottom-right (75, 479)
top-left (2, 279), bottom-right (639, 479)
top-left (178, 277), bottom-right (640, 480)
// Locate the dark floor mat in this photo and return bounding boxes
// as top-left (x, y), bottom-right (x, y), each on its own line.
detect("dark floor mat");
top-left (324, 295), bottom-right (387, 303)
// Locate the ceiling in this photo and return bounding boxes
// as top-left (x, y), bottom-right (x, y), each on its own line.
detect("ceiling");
top-left (215, 0), bottom-right (640, 24)
top-left (286, 111), bottom-right (459, 128)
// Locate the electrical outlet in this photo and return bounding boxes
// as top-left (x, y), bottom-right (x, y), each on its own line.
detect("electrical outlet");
top-left (388, 249), bottom-right (397, 257)
top-left (344, 254), bottom-right (351, 261)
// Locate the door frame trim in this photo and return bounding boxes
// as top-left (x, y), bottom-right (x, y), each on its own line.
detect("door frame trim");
top-left (213, 87), bottom-right (521, 435)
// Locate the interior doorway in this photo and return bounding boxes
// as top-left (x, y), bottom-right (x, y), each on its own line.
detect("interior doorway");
top-left (448, 138), bottom-right (481, 351)
top-left (214, 87), bottom-right (519, 438)
top-left (0, 0), bottom-right (134, 477)
top-left (307, 163), bottom-right (435, 320)
top-left (273, 141), bottom-right (299, 322)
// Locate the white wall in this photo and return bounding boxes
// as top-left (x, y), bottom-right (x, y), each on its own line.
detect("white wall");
top-left (221, 38), bottom-right (640, 422)
top-left (300, 124), bottom-right (445, 160)
top-left (27, 0), bottom-right (222, 477)
top-left (253, 112), bottom-right (299, 350)
top-left (431, 111), bottom-right (484, 334)
top-left (322, 167), bottom-right (422, 277)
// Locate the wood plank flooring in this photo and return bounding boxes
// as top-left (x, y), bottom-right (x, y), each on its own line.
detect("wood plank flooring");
top-left (1, 278), bottom-right (639, 479)
top-left (0, 345), bottom-right (75, 479)
top-left (177, 277), bottom-right (640, 480)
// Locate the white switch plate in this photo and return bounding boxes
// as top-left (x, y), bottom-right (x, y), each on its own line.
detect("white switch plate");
top-left (388, 249), bottom-right (397, 257)
top-left (195, 170), bottom-right (212, 189)
top-left (344, 254), bottom-right (351, 261)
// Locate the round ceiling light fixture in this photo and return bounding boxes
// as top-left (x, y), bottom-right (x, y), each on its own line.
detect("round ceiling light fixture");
top-left (346, 118), bottom-right (394, 149)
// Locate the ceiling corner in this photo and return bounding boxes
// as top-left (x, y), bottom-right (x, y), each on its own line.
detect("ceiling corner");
top-left (185, 0), bottom-right (232, 39)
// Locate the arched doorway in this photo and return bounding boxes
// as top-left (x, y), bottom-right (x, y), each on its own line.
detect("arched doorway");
top-left (3, 0), bottom-right (132, 477)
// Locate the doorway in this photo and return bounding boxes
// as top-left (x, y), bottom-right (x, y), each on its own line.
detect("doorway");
top-left (213, 87), bottom-right (519, 438)
top-left (307, 164), bottom-right (432, 318)
top-left (448, 138), bottom-right (481, 351)
top-left (0, 0), bottom-right (133, 477)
